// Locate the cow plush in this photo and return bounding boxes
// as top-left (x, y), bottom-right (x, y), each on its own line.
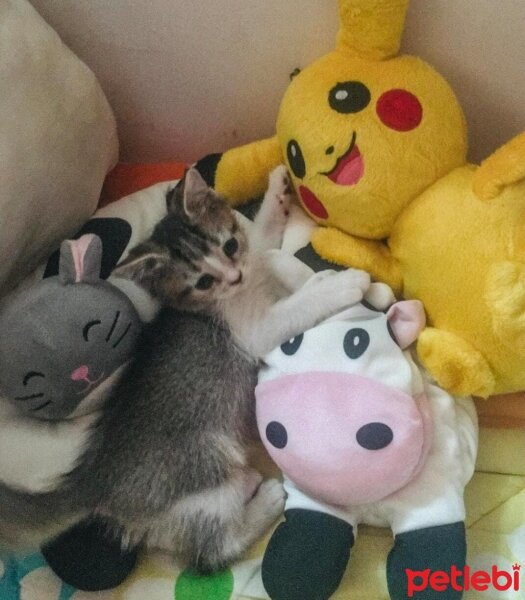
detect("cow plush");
top-left (256, 296), bottom-right (478, 600)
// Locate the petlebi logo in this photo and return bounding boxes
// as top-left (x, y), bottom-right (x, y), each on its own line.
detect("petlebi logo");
top-left (406, 563), bottom-right (521, 597)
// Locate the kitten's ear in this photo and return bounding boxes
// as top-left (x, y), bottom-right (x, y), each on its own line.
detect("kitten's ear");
top-left (166, 168), bottom-right (210, 218)
top-left (112, 241), bottom-right (171, 292)
top-left (183, 168), bottom-right (214, 220)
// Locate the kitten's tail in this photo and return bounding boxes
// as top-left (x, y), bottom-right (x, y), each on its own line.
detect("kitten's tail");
top-left (0, 481), bottom-right (86, 551)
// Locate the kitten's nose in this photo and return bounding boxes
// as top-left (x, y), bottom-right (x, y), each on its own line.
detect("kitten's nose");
top-left (71, 365), bottom-right (89, 381)
top-left (227, 270), bottom-right (242, 285)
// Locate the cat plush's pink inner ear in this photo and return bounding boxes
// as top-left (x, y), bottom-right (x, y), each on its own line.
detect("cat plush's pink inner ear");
top-left (69, 234), bottom-right (96, 282)
top-left (386, 300), bottom-right (426, 349)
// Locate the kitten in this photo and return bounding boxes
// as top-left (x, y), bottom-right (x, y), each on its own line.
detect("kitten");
top-left (0, 167), bottom-right (369, 573)
top-left (117, 167), bottom-right (370, 359)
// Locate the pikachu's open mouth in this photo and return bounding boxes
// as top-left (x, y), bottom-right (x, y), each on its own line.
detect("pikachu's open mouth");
top-left (297, 133), bottom-right (365, 220)
top-left (322, 132), bottom-right (365, 186)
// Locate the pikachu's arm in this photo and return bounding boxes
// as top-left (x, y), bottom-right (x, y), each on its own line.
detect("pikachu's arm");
top-left (196, 136), bottom-right (283, 207)
top-left (312, 226), bottom-right (403, 295)
top-left (473, 131), bottom-right (525, 200)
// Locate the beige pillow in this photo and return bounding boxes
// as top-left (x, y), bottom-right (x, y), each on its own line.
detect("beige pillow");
top-left (0, 0), bottom-right (118, 292)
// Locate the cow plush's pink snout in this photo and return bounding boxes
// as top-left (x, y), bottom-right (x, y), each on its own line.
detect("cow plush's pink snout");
top-left (256, 371), bottom-right (433, 506)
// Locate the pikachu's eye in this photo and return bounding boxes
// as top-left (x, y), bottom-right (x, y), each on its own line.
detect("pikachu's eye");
top-left (287, 140), bottom-right (306, 179)
top-left (195, 274), bottom-right (215, 290)
top-left (329, 81), bottom-right (371, 114)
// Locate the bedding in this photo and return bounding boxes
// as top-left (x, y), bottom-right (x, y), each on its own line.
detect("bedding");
top-left (1, 430), bottom-right (524, 600)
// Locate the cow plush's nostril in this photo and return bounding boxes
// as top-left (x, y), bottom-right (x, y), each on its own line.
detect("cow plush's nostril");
top-left (266, 421), bottom-right (288, 449)
top-left (356, 422), bottom-right (393, 450)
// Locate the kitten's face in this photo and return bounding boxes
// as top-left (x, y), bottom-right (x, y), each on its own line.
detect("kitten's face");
top-left (115, 169), bottom-right (249, 312)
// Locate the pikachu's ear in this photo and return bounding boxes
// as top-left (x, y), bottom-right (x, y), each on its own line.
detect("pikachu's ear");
top-left (336, 0), bottom-right (409, 61)
top-left (473, 131), bottom-right (525, 200)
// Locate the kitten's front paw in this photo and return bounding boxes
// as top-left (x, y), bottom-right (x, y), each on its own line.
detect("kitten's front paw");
top-left (250, 479), bottom-right (286, 521)
top-left (315, 268), bottom-right (371, 306)
top-left (340, 268), bottom-right (371, 294)
top-left (242, 468), bottom-right (264, 502)
top-left (302, 269), bottom-right (339, 288)
top-left (266, 165), bottom-right (293, 219)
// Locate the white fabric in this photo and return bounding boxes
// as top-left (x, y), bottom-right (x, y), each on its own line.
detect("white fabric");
top-left (0, 0), bottom-right (118, 294)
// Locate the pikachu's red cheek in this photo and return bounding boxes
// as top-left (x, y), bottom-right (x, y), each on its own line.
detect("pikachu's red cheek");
top-left (376, 89), bottom-right (423, 132)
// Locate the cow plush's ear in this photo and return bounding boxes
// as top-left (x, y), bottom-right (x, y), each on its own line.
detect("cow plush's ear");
top-left (386, 300), bottom-right (425, 349)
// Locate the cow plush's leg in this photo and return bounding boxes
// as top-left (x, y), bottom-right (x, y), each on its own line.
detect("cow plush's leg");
top-left (387, 521), bottom-right (466, 600)
top-left (262, 509), bottom-right (354, 600)
top-left (42, 518), bottom-right (139, 591)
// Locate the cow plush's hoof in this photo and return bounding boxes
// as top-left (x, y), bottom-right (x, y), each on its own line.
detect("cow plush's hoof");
top-left (42, 518), bottom-right (139, 591)
top-left (387, 521), bottom-right (466, 600)
top-left (262, 509), bottom-right (353, 600)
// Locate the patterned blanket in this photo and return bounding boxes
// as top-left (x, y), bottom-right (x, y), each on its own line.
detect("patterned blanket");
top-left (1, 428), bottom-right (523, 600)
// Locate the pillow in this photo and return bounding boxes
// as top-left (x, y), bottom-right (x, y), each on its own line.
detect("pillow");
top-left (0, 0), bottom-right (118, 293)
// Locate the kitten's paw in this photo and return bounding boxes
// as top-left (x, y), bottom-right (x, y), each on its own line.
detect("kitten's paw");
top-left (340, 268), bottom-right (371, 294)
top-left (248, 479), bottom-right (286, 524)
top-left (266, 165), bottom-right (293, 218)
top-left (242, 468), bottom-right (264, 502)
top-left (316, 268), bottom-right (371, 306)
top-left (303, 269), bottom-right (339, 288)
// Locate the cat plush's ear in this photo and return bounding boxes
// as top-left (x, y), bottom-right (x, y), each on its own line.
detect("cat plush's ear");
top-left (112, 241), bottom-right (171, 292)
top-left (168, 168), bottom-right (215, 221)
top-left (59, 234), bottom-right (103, 285)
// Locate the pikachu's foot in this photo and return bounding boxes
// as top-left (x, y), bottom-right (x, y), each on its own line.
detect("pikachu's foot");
top-left (417, 328), bottom-right (495, 398)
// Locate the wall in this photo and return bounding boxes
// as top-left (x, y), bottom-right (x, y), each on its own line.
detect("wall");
top-left (30, 0), bottom-right (525, 163)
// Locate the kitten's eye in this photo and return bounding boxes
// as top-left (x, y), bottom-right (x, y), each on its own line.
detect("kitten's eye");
top-left (223, 238), bottom-right (239, 258)
top-left (195, 274), bottom-right (215, 290)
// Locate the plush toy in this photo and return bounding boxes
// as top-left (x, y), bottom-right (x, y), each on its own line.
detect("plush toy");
top-left (0, 234), bottom-right (141, 420)
top-left (388, 131), bottom-right (525, 397)
top-left (0, 233), bottom-right (147, 590)
top-left (0, 182), bottom-right (175, 591)
top-left (256, 292), bottom-right (478, 600)
top-left (196, 0), bottom-right (467, 295)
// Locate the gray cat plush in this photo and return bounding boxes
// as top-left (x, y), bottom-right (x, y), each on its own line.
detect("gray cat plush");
top-left (0, 234), bottom-right (142, 420)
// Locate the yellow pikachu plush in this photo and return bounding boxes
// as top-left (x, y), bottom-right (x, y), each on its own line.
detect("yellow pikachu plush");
top-left (392, 132), bottom-right (525, 398)
top-left (207, 0), bottom-right (467, 294)
top-left (200, 0), bottom-right (525, 399)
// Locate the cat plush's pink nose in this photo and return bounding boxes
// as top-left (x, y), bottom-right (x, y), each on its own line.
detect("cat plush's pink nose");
top-left (71, 365), bottom-right (89, 381)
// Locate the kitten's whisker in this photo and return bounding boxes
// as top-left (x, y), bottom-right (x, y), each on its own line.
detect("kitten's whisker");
top-left (15, 393), bottom-right (44, 401)
top-left (112, 323), bottom-right (131, 348)
top-left (106, 311), bottom-right (121, 342)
